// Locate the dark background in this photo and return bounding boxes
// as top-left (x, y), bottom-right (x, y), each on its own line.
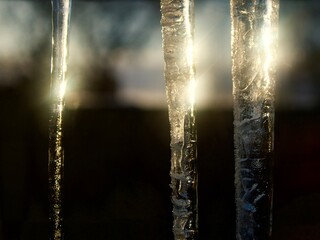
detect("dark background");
top-left (0, 0), bottom-right (320, 239)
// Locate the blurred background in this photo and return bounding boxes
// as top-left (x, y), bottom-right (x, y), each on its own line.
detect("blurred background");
top-left (0, 0), bottom-right (319, 239)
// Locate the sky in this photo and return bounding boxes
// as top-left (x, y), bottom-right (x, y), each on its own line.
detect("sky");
top-left (0, 0), bottom-right (319, 110)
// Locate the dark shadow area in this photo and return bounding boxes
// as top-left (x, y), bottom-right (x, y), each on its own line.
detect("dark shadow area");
top-left (0, 82), bottom-right (319, 239)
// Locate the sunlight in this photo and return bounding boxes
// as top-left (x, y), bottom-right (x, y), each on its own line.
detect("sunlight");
top-left (189, 77), bottom-right (196, 108)
top-left (261, 0), bottom-right (275, 91)
top-left (59, 80), bottom-right (67, 99)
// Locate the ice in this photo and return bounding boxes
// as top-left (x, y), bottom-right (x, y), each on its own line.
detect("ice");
top-left (231, 0), bottom-right (279, 239)
top-left (160, 0), bottom-right (198, 239)
top-left (48, 1), bottom-right (72, 239)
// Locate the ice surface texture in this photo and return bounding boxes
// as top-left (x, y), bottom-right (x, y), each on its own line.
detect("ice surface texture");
top-left (160, 0), bottom-right (198, 239)
top-left (48, 1), bottom-right (72, 239)
top-left (231, 0), bottom-right (279, 239)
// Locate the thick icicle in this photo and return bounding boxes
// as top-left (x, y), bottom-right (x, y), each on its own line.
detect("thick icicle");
top-left (231, 0), bottom-right (279, 239)
top-left (160, 0), bottom-right (198, 239)
top-left (48, 1), bottom-right (72, 239)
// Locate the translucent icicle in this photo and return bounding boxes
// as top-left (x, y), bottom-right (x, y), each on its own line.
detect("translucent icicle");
top-left (230, 0), bottom-right (279, 239)
top-left (48, 1), bottom-right (72, 239)
top-left (160, 0), bottom-right (198, 239)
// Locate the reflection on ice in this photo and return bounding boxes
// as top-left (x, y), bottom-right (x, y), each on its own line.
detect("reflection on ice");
top-left (161, 0), bottom-right (198, 239)
top-left (231, 0), bottom-right (279, 239)
top-left (48, 0), bottom-right (72, 239)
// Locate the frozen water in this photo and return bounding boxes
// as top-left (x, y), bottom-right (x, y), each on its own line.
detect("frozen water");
top-left (160, 0), bottom-right (198, 239)
top-left (231, 0), bottom-right (279, 239)
top-left (48, 0), bottom-right (72, 239)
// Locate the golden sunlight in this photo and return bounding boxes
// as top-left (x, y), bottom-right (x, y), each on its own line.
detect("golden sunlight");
top-left (189, 77), bottom-right (196, 108)
top-left (59, 80), bottom-right (67, 99)
top-left (261, 0), bottom-right (274, 91)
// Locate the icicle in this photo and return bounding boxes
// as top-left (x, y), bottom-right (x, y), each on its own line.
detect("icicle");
top-left (230, 0), bottom-right (279, 239)
top-left (160, 0), bottom-right (198, 239)
top-left (48, 1), bottom-right (72, 239)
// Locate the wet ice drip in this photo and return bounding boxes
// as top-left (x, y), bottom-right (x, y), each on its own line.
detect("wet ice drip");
top-left (230, 0), bottom-right (279, 239)
top-left (160, 0), bottom-right (198, 239)
top-left (49, 0), bottom-right (72, 239)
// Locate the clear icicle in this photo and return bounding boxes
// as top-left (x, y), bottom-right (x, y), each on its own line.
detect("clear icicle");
top-left (48, 1), bottom-right (72, 239)
top-left (160, 0), bottom-right (198, 239)
top-left (230, 0), bottom-right (279, 239)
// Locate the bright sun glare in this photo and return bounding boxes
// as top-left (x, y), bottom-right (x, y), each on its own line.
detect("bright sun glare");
top-left (261, 0), bottom-right (275, 91)
top-left (59, 80), bottom-right (67, 99)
